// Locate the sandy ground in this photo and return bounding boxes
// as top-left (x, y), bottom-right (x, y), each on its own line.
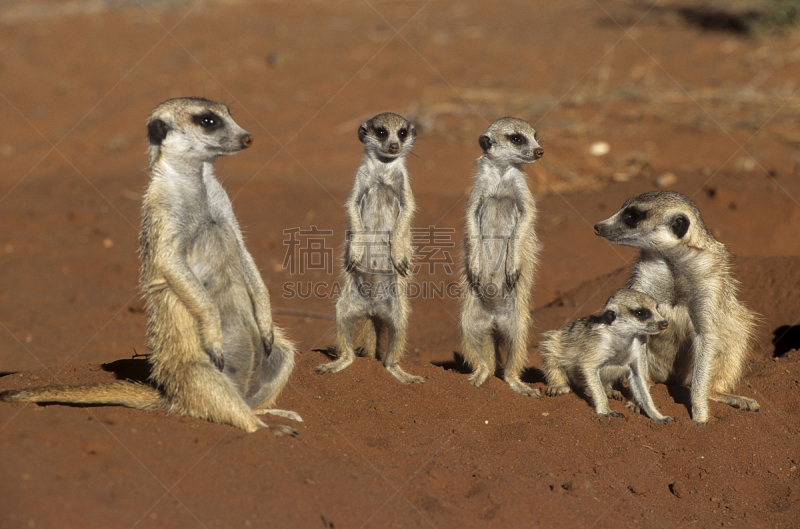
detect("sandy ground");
top-left (1, 1), bottom-right (800, 527)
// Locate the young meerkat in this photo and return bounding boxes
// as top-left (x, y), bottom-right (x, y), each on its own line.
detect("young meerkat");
top-left (594, 191), bottom-right (758, 425)
top-left (316, 112), bottom-right (423, 384)
top-left (460, 117), bottom-right (543, 397)
top-left (541, 289), bottom-right (674, 423)
top-left (0, 97), bottom-right (300, 435)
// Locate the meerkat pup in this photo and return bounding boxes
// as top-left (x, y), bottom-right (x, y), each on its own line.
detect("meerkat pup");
top-left (459, 117), bottom-right (543, 397)
top-left (594, 191), bottom-right (758, 425)
top-left (316, 112), bottom-right (423, 384)
top-left (0, 97), bottom-right (300, 435)
top-left (541, 289), bottom-right (674, 423)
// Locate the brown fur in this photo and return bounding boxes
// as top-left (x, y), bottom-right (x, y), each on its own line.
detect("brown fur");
top-left (1, 98), bottom-right (300, 434)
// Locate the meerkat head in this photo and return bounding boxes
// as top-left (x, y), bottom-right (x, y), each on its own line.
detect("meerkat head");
top-left (594, 191), bottom-right (709, 252)
top-left (479, 117), bottom-right (543, 167)
top-left (146, 97), bottom-right (252, 166)
top-left (358, 112), bottom-right (416, 163)
top-left (593, 289), bottom-right (668, 336)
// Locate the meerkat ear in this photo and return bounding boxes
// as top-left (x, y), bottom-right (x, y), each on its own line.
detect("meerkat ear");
top-left (358, 123), bottom-right (369, 144)
top-left (409, 123), bottom-right (417, 139)
top-left (671, 214), bottom-right (690, 238)
top-left (147, 119), bottom-right (170, 146)
top-left (590, 310), bottom-right (616, 325)
top-left (479, 134), bottom-right (492, 152)
top-left (600, 310), bottom-right (616, 325)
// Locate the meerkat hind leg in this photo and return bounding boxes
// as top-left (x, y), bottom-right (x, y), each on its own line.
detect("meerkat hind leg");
top-left (711, 392), bottom-right (760, 412)
top-left (461, 308), bottom-right (494, 388)
top-left (254, 409), bottom-right (304, 422)
top-left (317, 300), bottom-right (359, 375)
top-left (316, 348), bottom-right (356, 375)
top-left (502, 323), bottom-right (540, 398)
top-left (383, 314), bottom-right (424, 384)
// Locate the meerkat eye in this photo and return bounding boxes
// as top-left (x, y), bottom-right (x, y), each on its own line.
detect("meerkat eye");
top-left (621, 207), bottom-right (645, 228)
top-left (398, 129), bottom-right (408, 140)
top-left (193, 113), bottom-right (223, 130)
top-left (507, 133), bottom-right (527, 146)
top-left (375, 128), bottom-right (388, 139)
top-left (633, 308), bottom-right (651, 321)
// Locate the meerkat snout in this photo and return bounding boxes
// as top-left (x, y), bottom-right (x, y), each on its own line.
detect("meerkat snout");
top-left (533, 147), bottom-right (544, 159)
top-left (388, 142), bottom-right (399, 154)
top-left (658, 320), bottom-right (668, 331)
top-left (241, 134), bottom-right (253, 149)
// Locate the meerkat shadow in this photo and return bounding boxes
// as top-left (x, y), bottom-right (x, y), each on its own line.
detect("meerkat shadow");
top-left (772, 325), bottom-right (800, 357)
top-left (431, 352), bottom-right (473, 375)
top-left (520, 366), bottom-right (546, 385)
top-left (312, 347), bottom-right (339, 360)
top-left (666, 384), bottom-right (692, 413)
top-left (101, 358), bottom-right (153, 384)
top-left (0, 372), bottom-right (19, 379)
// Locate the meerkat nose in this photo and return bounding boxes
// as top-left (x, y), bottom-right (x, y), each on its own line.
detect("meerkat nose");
top-left (241, 134), bottom-right (253, 149)
top-left (533, 147), bottom-right (544, 159)
top-left (658, 320), bottom-right (668, 330)
top-left (593, 223), bottom-right (602, 235)
top-left (388, 143), bottom-right (399, 154)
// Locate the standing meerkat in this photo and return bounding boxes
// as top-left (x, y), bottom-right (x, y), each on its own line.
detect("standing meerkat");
top-left (460, 117), bottom-right (543, 397)
top-left (540, 289), bottom-right (674, 423)
top-left (316, 112), bottom-right (423, 384)
top-left (0, 97), bottom-right (300, 435)
top-left (594, 191), bottom-right (758, 425)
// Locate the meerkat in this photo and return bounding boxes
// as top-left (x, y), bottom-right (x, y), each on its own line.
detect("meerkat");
top-left (315, 112), bottom-right (423, 384)
top-left (541, 289), bottom-right (674, 423)
top-left (0, 97), bottom-right (300, 435)
top-left (594, 191), bottom-right (758, 425)
top-left (459, 117), bottom-right (543, 397)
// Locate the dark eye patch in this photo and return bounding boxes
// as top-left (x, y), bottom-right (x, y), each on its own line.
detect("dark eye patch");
top-left (192, 112), bottom-right (223, 130)
top-left (621, 207), bottom-right (646, 228)
top-left (632, 308), bottom-right (651, 321)
top-left (507, 133), bottom-right (527, 146)
top-left (375, 127), bottom-right (388, 139)
top-left (398, 129), bottom-right (408, 140)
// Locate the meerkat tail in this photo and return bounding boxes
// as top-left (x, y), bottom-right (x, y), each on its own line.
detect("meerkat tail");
top-left (0, 382), bottom-right (162, 411)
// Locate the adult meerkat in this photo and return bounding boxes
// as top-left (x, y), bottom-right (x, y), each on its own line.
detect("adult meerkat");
top-left (594, 191), bottom-right (758, 425)
top-left (541, 289), bottom-right (674, 423)
top-left (316, 112), bottom-right (423, 384)
top-left (0, 97), bottom-right (300, 435)
top-left (460, 117), bottom-right (543, 397)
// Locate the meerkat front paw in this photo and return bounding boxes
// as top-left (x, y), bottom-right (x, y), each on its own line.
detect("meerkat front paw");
top-left (505, 267), bottom-right (520, 287)
top-left (468, 256), bottom-right (483, 286)
top-left (625, 401), bottom-right (642, 414)
top-left (545, 385), bottom-right (571, 397)
top-left (201, 324), bottom-right (225, 370)
top-left (391, 250), bottom-right (411, 277)
top-left (205, 343), bottom-right (225, 371)
top-left (347, 236), bottom-right (366, 271)
top-left (504, 253), bottom-right (520, 286)
top-left (606, 389), bottom-right (624, 401)
top-left (598, 411), bottom-right (625, 418)
top-left (260, 326), bottom-right (274, 355)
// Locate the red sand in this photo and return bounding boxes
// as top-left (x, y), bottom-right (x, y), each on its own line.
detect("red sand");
top-left (1, 1), bottom-right (799, 527)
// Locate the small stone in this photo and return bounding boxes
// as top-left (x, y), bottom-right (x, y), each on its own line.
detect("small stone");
top-left (656, 172), bottom-right (677, 188)
top-left (590, 142), bottom-right (610, 156)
